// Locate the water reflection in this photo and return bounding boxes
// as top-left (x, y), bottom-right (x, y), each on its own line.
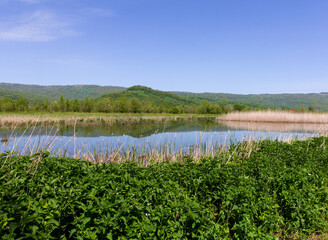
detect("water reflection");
top-left (0, 117), bottom-right (325, 157)
top-left (0, 117), bottom-right (227, 138)
top-left (221, 121), bottom-right (328, 133)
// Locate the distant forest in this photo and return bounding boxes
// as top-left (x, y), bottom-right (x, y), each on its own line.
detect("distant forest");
top-left (0, 83), bottom-right (326, 113)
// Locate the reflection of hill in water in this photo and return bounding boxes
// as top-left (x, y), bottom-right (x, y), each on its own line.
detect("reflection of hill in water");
top-left (221, 121), bottom-right (328, 133)
top-left (2, 118), bottom-right (326, 139)
top-left (70, 118), bottom-right (229, 138)
top-left (0, 117), bottom-right (229, 138)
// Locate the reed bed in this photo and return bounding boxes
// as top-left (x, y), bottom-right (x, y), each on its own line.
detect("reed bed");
top-left (1, 113), bottom-right (327, 167)
top-left (222, 120), bottom-right (328, 134)
top-left (0, 124), bottom-right (321, 167)
top-left (219, 110), bottom-right (328, 124)
top-left (0, 117), bottom-right (271, 166)
top-left (0, 113), bottom-right (202, 128)
top-left (0, 129), bottom-right (235, 166)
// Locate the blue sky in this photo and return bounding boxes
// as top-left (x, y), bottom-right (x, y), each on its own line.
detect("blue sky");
top-left (0, 0), bottom-right (327, 94)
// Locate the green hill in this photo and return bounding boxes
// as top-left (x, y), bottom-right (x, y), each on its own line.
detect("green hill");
top-left (0, 83), bottom-right (126, 101)
top-left (103, 86), bottom-right (200, 107)
top-left (0, 88), bottom-right (45, 102)
top-left (1, 82), bottom-right (328, 111)
top-left (173, 91), bottom-right (328, 111)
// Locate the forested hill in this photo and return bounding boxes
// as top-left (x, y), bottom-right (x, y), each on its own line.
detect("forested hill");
top-left (1, 82), bottom-right (328, 111)
top-left (172, 91), bottom-right (328, 111)
top-left (102, 86), bottom-right (199, 107)
top-left (0, 88), bottom-right (45, 102)
top-left (0, 83), bottom-right (126, 101)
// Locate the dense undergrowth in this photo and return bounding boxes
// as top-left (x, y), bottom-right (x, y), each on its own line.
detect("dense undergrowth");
top-left (1, 137), bottom-right (328, 239)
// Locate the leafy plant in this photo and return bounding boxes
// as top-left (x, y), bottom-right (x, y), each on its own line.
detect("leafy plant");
top-left (1, 137), bottom-right (328, 239)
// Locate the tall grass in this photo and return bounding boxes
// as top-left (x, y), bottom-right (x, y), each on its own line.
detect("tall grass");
top-left (0, 125), bottom-right (319, 167)
top-left (219, 110), bottom-right (328, 124)
top-left (222, 121), bottom-right (328, 134)
top-left (0, 112), bottom-right (204, 128)
top-left (0, 124), bottom-right (272, 166)
top-left (1, 112), bottom-right (327, 166)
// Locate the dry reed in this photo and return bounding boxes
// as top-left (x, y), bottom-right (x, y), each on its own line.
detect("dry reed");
top-left (221, 121), bottom-right (328, 134)
top-left (0, 124), bottom-right (242, 166)
top-left (1, 117), bottom-right (328, 167)
top-left (218, 111), bottom-right (328, 124)
top-left (0, 113), bottom-right (197, 128)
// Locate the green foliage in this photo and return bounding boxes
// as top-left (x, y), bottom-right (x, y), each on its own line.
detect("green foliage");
top-left (233, 103), bottom-right (246, 111)
top-left (59, 95), bottom-right (65, 112)
top-left (174, 91), bottom-right (328, 111)
top-left (130, 98), bottom-right (142, 113)
top-left (0, 97), bottom-right (16, 112)
top-left (0, 88), bottom-right (44, 102)
top-left (104, 85), bottom-right (199, 109)
top-left (1, 137), bottom-right (328, 239)
top-left (0, 83), bottom-right (125, 101)
top-left (16, 97), bottom-right (29, 111)
top-left (2, 83), bottom-right (328, 113)
top-left (96, 98), bottom-right (112, 113)
top-left (197, 101), bottom-right (223, 114)
top-left (82, 97), bottom-right (94, 113)
top-left (308, 104), bottom-right (316, 112)
top-left (72, 99), bottom-right (80, 112)
top-left (117, 97), bottom-right (128, 113)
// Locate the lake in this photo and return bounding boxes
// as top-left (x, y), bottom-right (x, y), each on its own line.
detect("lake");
top-left (0, 117), bottom-right (326, 158)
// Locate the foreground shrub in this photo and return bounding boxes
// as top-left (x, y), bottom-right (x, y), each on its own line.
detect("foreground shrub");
top-left (1, 137), bottom-right (328, 239)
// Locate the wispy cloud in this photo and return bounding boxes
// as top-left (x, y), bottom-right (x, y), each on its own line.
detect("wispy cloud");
top-left (0, 10), bottom-right (80, 42)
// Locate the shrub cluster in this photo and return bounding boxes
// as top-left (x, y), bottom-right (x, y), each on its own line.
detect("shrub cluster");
top-left (1, 137), bottom-right (328, 239)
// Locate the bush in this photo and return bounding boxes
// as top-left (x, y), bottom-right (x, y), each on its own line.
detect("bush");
top-left (1, 137), bottom-right (328, 239)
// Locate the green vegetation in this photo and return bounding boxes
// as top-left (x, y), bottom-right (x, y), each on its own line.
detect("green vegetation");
top-left (104, 85), bottom-right (198, 107)
top-left (0, 86), bottom-right (228, 114)
top-left (0, 83), bottom-right (126, 101)
top-left (173, 91), bottom-right (328, 111)
top-left (0, 89), bottom-right (45, 103)
top-left (99, 86), bottom-right (220, 114)
top-left (1, 137), bottom-right (328, 239)
top-left (1, 83), bottom-right (328, 114)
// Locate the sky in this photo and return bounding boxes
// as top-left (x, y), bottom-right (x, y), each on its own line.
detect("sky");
top-left (0, 0), bottom-right (327, 94)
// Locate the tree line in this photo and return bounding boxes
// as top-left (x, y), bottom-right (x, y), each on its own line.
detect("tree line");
top-left (0, 95), bottom-right (318, 114)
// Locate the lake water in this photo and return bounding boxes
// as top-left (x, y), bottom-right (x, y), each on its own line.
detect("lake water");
top-left (0, 117), bottom-right (326, 157)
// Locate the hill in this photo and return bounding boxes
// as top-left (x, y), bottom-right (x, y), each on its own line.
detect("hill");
top-left (173, 91), bottom-right (328, 111)
top-left (102, 85), bottom-right (199, 107)
top-left (0, 88), bottom-right (45, 102)
top-left (0, 83), bottom-right (126, 101)
top-left (1, 82), bottom-right (328, 111)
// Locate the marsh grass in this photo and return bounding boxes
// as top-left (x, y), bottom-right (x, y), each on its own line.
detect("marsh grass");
top-left (0, 113), bottom-right (232, 166)
top-left (0, 112), bottom-right (205, 128)
top-left (0, 122), bottom-right (322, 169)
top-left (222, 120), bottom-right (328, 134)
top-left (0, 120), bottom-right (259, 167)
top-left (219, 110), bottom-right (328, 124)
top-left (1, 112), bottom-right (327, 168)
